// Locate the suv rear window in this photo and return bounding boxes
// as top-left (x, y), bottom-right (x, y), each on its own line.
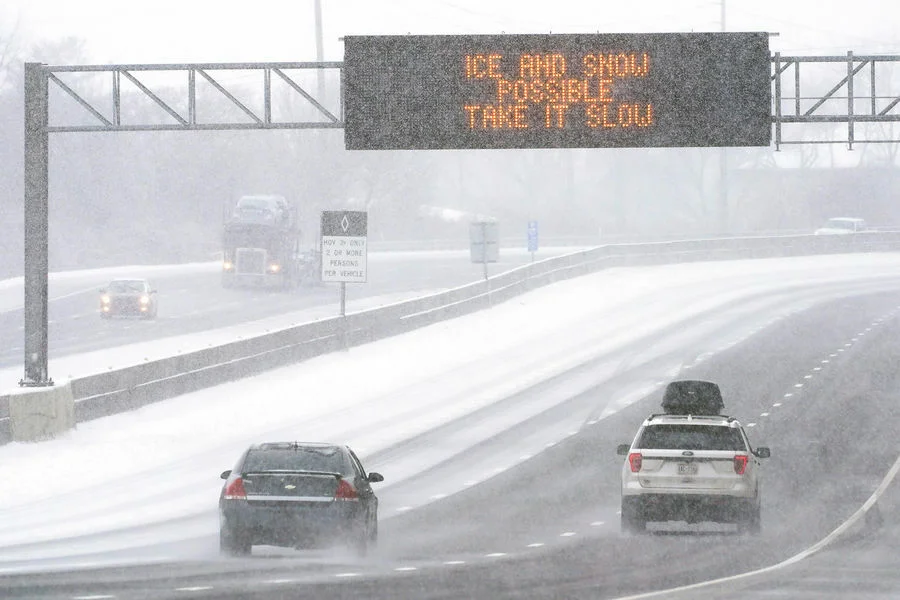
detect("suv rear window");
top-left (242, 447), bottom-right (349, 474)
top-left (638, 424), bottom-right (746, 451)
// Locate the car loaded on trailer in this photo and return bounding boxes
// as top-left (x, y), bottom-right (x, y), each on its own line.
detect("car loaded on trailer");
top-left (221, 194), bottom-right (321, 290)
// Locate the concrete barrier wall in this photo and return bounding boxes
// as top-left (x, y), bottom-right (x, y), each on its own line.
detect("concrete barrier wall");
top-left (5, 382), bottom-right (75, 442)
top-left (18, 232), bottom-right (898, 439)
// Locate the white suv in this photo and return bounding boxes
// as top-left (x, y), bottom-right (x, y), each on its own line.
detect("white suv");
top-left (617, 396), bottom-right (770, 534)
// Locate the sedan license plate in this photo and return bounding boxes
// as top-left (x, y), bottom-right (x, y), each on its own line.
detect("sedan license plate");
top-left (677, 462), bottom-right (698, 476)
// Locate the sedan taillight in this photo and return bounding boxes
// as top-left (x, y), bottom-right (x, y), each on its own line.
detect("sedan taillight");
top-left (334, 479), bottom-right (359, 501)
top-left (628, 452), bottom-right (643, 473)
top-left (223, 477), bottom-right (247, 500)
top-left (733, 454), bottom-right (749, 475)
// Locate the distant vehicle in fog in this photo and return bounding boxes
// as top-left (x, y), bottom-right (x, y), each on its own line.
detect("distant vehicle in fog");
top-left (814, 217), bottom-right (868, 235)
top-left (218, 442), bottom-right (383, 557)
top-left (99, 278), bottom-right (158, 319)
top-left (222, 194), bottom-right (320, 290)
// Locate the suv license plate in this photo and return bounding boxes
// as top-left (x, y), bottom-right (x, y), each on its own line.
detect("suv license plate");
top-left (678, 463), bottom-right (698, 475)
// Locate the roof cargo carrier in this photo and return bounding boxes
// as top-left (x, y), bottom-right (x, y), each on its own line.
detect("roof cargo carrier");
top-left (661, 380), bottom-right (724, 415)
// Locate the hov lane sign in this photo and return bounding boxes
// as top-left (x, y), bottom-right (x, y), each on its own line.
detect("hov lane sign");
top-left (321, 210), bottom-right (367, 283)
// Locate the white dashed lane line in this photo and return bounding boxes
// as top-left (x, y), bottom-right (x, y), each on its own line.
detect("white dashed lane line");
top-left (527, 542), bottom-right (545, 548)
top-left (395, 566), bottom-right (417, 572)
top-left (560, 532), bottom-right (576, 537)
top-left (485, 552), bottom-right (507, 558)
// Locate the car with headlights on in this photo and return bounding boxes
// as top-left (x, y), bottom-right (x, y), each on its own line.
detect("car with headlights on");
top-left (219, 442), bottom-right (383, 557)
top-left (99, 278), bottom-right (158, 319)
top-left (616, 380), bottom-right (770, 534)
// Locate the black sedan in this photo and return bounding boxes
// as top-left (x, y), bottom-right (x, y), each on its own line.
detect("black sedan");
top-left (218, 442), bottom-right (383, 557)
top-left (99, 278), bottom-right (158, 319)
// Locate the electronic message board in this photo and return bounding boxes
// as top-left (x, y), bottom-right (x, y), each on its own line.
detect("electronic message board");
top-left (343, 32), bottom-right (771, 150)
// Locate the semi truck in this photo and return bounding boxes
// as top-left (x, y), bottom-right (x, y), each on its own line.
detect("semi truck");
top-left (221, 195), bottom-right (320, 290)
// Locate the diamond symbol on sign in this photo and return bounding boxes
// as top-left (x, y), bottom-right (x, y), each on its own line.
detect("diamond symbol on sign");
top-left (340, 215), bottom-right (350, 233)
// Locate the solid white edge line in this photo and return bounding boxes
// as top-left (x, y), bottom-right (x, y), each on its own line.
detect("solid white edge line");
top-left (609, 453), bottom-right (900, 600)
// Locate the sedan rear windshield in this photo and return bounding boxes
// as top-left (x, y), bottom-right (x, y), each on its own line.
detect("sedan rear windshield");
top-left (242, 447), bottom-right (350, 474)
top-left (638, 425), bottom-right (746, 451)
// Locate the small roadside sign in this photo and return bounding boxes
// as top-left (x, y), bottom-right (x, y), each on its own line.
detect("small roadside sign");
top-left (527, 220), bottom-right (539, 253)
top-left (470, 220), bottom-right (499, 264)
top-left (321, 211), bottom-right (367, 283)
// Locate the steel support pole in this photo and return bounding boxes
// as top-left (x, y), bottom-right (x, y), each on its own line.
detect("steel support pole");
top-left (314, 0), bottom-right (325, 101)
top-left (21, 62), bottom-right (52, 387)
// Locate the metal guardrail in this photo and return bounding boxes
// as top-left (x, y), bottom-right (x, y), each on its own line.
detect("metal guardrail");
top-left (3, 232), bottom-right (899, 442)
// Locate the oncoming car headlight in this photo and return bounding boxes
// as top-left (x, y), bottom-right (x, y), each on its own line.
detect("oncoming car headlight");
top-left (223, 261), bottom-right (233, 271)
top-left (101, 295), bottom-right (111, 304)
top-left (268, 263), bottom-right (281, 273)
top-left (140, 295), bottom-right (150, 305)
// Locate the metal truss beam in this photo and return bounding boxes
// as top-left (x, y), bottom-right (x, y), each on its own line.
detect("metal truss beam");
top-left (772, 53), bottom-right (900, 149)
top-left (43, 61), bottom-right (344, 133)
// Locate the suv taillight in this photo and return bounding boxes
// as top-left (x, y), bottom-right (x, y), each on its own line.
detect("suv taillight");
top-left (733, 454), bottom-right (749, 475)
top-left (628, 452), bottom-right (643, 473)
top-left (224, 476), bottom-right (247, 500)
top-left (335, 479), bottom-right (359, 501)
